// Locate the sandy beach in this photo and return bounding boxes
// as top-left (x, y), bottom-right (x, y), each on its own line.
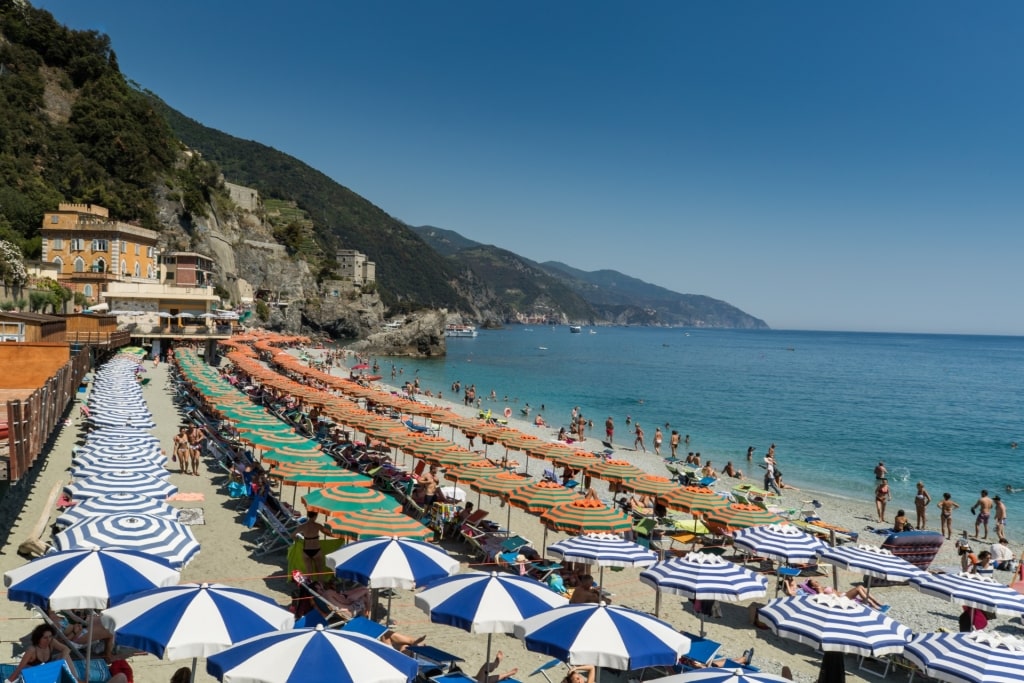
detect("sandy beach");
top-left (1, 347), bottom-right (1017, 683)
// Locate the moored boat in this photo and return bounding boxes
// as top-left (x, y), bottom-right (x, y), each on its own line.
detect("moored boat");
top-left (446, 324), bottom-right (478, 338)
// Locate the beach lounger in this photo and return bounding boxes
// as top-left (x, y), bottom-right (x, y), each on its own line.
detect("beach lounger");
top-left (254, 503), bottom-right (296, 556)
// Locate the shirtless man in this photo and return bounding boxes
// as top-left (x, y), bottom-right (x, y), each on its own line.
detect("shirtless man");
top-left (188, 425), bottom-right (204, 476)
top-left (569, 574), bottom-right (605, 604)
top-left (417, 465), bottom-right (440, 507)
top-left (971, 489), bottom-right (995, 540)
top-left (994, 495), bottom-right (1008, 539)
top-left (604, 416), bottom-right (614, 444)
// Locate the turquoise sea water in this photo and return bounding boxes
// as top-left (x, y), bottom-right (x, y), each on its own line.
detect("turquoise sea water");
top-left (377, 328), bottom-right (1024, 532)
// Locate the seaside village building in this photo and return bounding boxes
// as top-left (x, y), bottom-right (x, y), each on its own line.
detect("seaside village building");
top-left (336, 249), bottom-right (376, 287)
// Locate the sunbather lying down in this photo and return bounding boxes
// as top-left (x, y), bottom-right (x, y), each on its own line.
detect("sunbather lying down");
top-left (476, 650), bottom-right (518, 683)
top-left (316, 583), bottom-right (371, 619)
top-left (379, 629), bottom-right (425, 653)
top-left (804, 579), bottom-right (887, 611)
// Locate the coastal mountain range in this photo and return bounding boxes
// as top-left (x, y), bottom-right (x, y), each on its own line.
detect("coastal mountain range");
top-left (0, 1), bottom-right (767, 332)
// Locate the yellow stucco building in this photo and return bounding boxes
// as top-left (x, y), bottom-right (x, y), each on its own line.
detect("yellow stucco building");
top-left (40, 203), bottom-right (161, 303)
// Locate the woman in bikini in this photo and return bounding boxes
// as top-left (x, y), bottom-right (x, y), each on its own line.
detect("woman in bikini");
top-left (914, 481), bottom-right (932, 530)
top-left (173, 428), bottom-right (191, 476)
top-left (937, 492), bottom-right (960, 539)
top-left (187, 425), bottom-right (204, 476)
top-left (874, 478), bottom-right (891, 524)
top-left (295, 511), bottom-right (329, 576)
top-left (6, 624), bottom-right (80, 683)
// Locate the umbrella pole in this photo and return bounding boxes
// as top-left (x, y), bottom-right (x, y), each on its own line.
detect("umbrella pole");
top-left (699, 610), bottom-right (706, 639)
top-left (485, 633), bottom-right (493, 681)
top-left (654, 589), bottom-right (661, 618)
top-left (84, 626), bottom-right (94, 683)
top-left (506, 498), bottom-right (512, 533)
top-left (386, 590), bottom-right (394, 626)
top-left (542, 526), bottom-right (548, 556)
top-left (190, 657), bottom-right (197, 683)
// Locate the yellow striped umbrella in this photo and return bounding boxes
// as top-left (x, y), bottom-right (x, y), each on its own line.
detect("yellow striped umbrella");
top-left (422, 447), bottom-right (482, 469)
top-left (526, 442), bottom-right (577, 463)
top-left (324, 508), bottom-right (432, 541)
top-left (469, 472), bottom-right (531, 500)
top-left (261, 452), bottom-right (336, 468)
top-left (659, 486), bottom-right (731, 514)
top-left (272, 468), bottom-right (372, 489)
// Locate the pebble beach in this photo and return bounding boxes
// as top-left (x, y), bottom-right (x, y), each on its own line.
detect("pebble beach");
top-left (1, 345), bottom-right (1019, 683)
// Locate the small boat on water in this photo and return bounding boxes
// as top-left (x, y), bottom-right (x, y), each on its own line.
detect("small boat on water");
top-left (445, 324), bottom-right (478, 338)
top-left (569, 325), bottom-right (582, 334)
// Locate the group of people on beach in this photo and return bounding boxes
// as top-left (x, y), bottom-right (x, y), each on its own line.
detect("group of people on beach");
top-left (171, 424), bottom-right (203, 476)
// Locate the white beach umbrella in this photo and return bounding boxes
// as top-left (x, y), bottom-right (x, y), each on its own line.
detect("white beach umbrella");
top-left (731, 523), bottom-right (827, 564)
top-left (547, 532), bottom-right (658, 586)
top-left (903, 630), bottom-right (1024, 683)
top-left (56, 493), bottom-right (179, 528)
top-left (910, 572), bottom-right (1024, 617)
top-left (54, 513), bottom-right (200, 569)
top-left (64, 471), bottom-right (178, 500)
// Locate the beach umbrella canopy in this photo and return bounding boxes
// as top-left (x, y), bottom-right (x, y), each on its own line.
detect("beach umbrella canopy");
top-left (56, 493), bottom-right (179, 528)
top-left (54, 513), bottom-right (200, 569)
top-left (903, 630), bottom-right (1024, 683)
top-left (84, 427), bottom-right (161, 449)
top-left (64, 471), bottom-right (178, 500)
top-left (206, 623), bottom-right (419, 683)
top-left (540, 498), bottom-right (632, 536)
top-left (586, 459), bottom-right (647, 483)
top-left (659, 486), bottom-right (730, 515)
top-left (100, 582), bottom-right (294, 659)
top-left (548, 533), bottom-right (657, 586)
top-left (415, 570), bottom-right (568, 668)
top-left (508, 480), bottom-right (581, 515)
top-left (621, 474), bottom-right (679, 497)
top-left (302, 486), bottom-right (399, 517)
top-left (820, 544), bottom-right (927, 582)
top-left (639, 551), bottom-right (767, 634)
top-left (71, 460), bottom-right (170, 480)
top-left (422, 448), bottom-right (482, 469)
top-left (273, 468), bottom-right (371, 489)
top-left (514, 602), bottom-right (691, 670)
top-left (261, 452), bottom-right (337, 469)
top-left (731, 524), bottom-right (827, 564)
top-left (323, 509), bottom-right (432, 541)
top-left (447, 460), bottom-right (502, 483)
top-left (704, 504), bottom-right (784, 532)
top-left (910, 572), bottom-right (1024, 616)
top-left (4, 547), bottom-right (180, 610)
top-left (758, 593), bottom-right (912, 657)
top-left (75, 442), bottom-right (165, 463)
top-left (643, 669), bottom-right (792, 683)
top-left (325, 536), bottom-right (459, 589)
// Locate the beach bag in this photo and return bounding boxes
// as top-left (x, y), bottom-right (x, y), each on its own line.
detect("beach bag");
top-left (227, 481), bottom-right (247, 498)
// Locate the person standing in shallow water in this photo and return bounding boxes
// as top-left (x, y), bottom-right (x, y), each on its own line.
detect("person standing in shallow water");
top-left (874, 478), bottom-right (891, 523)
top-left (670, 430), bottom-right (680, 458)
top-left (605, 416), bottom-right (614, 444)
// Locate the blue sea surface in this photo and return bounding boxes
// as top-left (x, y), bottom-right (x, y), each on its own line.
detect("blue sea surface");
top-left (380, 328), bottom-right (1023, 534)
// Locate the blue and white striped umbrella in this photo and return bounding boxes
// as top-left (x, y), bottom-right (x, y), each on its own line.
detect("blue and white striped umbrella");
top-left (86, 427), bottom-right (160, 448)
top-left (514, 602), bottom-right (691, 670)
top-left (731, 523), bottom-right (826, 564)
top-left (910, 572), bottom-right (1024, 616)
top-left (415, 570), bottom-right (568, 669)
top-left (56, 493), bottom-right (179, 528)
top-left (903, 630), bottom-right (1024, 683)
top-left (638, 668), bottom-right (793, 683)
top-left (820, 544), bottom-right (927, 582)
top-left (101, 583), bottom-right (294, 659)
top-left (54, 513), bottom-right (200, 569)
top-left (64, 471), bottom-right (178, 500)
top-left (325, 537), bottom-right (459, 589)
top-left (639, 551), bottom-right (767, 636)
top-left (758, 593), bottom-right (911, 657)
top-left (639, 552), bottom-right (768, 600)
top-left (3, 547), bottom-right (179, 610)
top-left (72, 460), bottom-right (170, 480)
top-left (75, 443), bottom-right (166, 463)
top-left (90, 412), bottom-right (156, 429)
top-left (206, 624), bottom-right (419, 683)
top-left (548, 533), bottom-right (658, 585)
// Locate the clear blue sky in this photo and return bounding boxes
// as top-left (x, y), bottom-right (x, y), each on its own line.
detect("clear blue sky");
top-left (38, 1), bottom-right (1024, 335)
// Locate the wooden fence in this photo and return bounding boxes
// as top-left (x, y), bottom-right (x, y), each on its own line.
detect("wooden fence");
top-left (5, 352), bottom-right (90, 481)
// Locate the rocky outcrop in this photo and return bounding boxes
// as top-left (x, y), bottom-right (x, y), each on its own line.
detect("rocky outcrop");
top-left (347, 309), bottom-right (447, 357)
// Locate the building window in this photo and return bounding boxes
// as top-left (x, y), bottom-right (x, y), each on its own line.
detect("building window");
top-left (53, 256), bottom-right (64, 270)
top-left (147, 246), bottom-right (155, 258)
top-left (50, 215), bottom-right (59, 224)
top-left (134, 263), bottom-right (141, 277)
top-left (166, 271), bottom-right (175, 280)
top-left (147, 265), bottom-right (154, 279)
top-left (92, 258), bottom-right (106, 273)
top-left (134, 243), bottom-right (140, 255)
top-left (70, 238), bottom-right (85, 251)
top-left (92, 239), bottom-right (108, 252)
top-left (52, 238), bottom-right (63, 250)
top-left (121, 241), bottom-right (128, 252)
top-left (120, 260), bottom-right (127, 276)
top-left (83, 284), bottom-right (93, 297)
top-left (73, 257), bottom-right (85, 273)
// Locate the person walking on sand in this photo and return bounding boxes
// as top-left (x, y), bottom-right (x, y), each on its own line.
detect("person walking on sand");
top-left (915, 481), bottom-right (932, 530)
top-left (633, 423), bottom-right (646, 453)
top-left (972, 489), bottom-right (995, 539)
top-left (653, 428), bottom-right (663, 455)
top-left (937, 492), bottom-right (960, 539)
top-left (670, 430), bottom-right (681, 458)
top-left (875, 478), bottom-right (892, 523)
